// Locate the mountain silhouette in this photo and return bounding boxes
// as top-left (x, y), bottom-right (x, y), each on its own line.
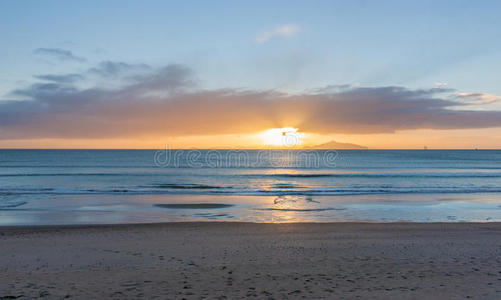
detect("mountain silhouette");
top-left (308, 140), bottom-right (367, 149)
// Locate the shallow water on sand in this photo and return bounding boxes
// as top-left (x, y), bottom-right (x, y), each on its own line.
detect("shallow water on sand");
top-left (1, 150), bottom-right (501, 225)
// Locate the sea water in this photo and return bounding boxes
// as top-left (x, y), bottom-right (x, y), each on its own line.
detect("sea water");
top-left (1, 149), bottom-right (501, 224)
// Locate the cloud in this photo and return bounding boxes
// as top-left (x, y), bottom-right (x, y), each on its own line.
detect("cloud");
top-left (34, 74), bottom-right (84, 83)
top-left (456, 92), bottom-right (501, 105)
top-left (256, 24), bottom-right (300, 43)
top-left (88, 61), bottom-right (151, 77)
top-left (33, 48), bottom-right (86, 63)
top-left (1, 61), bottom-right (501, 140)
top-left (435, 82), bottom-right (448, 88)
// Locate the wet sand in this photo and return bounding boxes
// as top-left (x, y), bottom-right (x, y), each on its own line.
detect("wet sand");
top-left (1, 222), bottom-right (501, 299)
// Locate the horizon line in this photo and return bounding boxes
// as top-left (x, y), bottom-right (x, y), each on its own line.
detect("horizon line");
top-left (0, 148), bottom-right (497, 151)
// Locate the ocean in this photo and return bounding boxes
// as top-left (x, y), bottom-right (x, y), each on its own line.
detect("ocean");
top-left (1, 149), bottom-right (501, 225)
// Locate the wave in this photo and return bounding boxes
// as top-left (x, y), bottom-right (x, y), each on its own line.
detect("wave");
top-left (154, 203), bottom-right (234, 209)
top-left (0, 201), bottom-right (27, 209)
top-left (1, 170), bottom-right (501, 179)
top-left (270, 174), bottom-right (334, 178)
top-left (192, 213), bottom-right (234, 219)
top-left (0, 173), bottom-right (152, 177)
top-left (254, 187), bottom-right (501, 195)
top-left (150, 184), bottom-right (225, 189)
top-left (270, 183), bottom-right (300, 189)
top-left (3, 186), bottom-right (501, 196)
top-left (0, 188), bottom-right (55, 192)
top-left (263, 173), bottom-right (501, 178)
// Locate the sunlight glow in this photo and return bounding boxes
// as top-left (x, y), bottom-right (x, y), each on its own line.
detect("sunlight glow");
top-left (261, 127), bottom-right (303, 147)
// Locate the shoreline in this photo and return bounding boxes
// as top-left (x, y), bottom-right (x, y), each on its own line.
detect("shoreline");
top-left (2, 220), bottom-right (501, 229)
top-left (2, 222), bottom-right (501, 298)
top-left (4, 192), bottom-right (501, 225)
top-left (2, 221), bottom-right (501, 236)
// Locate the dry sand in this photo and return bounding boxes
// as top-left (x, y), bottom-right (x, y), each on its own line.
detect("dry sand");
top-left (1, 222), bottom-right (501, 299)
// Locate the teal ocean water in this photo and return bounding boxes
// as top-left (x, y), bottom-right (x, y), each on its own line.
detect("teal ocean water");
top-left (1, 149), bottom-right (501, 224)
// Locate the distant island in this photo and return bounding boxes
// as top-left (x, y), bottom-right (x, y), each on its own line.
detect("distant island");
top-left (307, 140), bottom-right (368, 149)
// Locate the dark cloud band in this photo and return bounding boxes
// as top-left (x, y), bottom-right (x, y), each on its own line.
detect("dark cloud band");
top-left (1, 62), bottom-right (501, 140)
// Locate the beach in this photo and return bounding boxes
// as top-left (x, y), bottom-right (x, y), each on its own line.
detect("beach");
top-left (1, 222), bottom-right (501, 299)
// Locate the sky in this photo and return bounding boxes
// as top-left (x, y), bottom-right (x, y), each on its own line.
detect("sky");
top-left (1, 0), bottom-right (501, 149)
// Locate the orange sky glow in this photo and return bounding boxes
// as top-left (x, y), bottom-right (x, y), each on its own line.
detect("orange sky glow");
top-left (1, 127), bottom-right (500, 149)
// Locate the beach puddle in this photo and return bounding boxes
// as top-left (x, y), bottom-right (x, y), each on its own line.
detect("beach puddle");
top-left (255, 207), bottom-right (345, 212)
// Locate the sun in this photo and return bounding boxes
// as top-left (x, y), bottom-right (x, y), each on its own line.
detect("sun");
top-left (261, 127), bottom-right (303, 147)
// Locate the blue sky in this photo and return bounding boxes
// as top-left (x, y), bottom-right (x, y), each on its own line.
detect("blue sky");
top-left (1, 1), bottom-right (501, 148)
top-left (1, 0), bottom-right (501, 95)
